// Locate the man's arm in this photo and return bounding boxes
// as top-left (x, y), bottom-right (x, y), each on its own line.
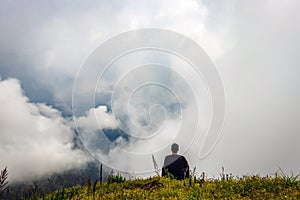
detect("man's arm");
top-left (182, 156), bottom-right (189, 178)
top-left (182, 156), bottom-right (189, 168)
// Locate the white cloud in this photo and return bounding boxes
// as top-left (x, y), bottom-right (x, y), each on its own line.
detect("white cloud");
top-left (75, 105), bottom-right (120, 131)
top-left (0, 0), bottom-right (225, 104)
top-left (0, 78), bottom-right (91, 182)
top-left (200, 0), bottom-right (300, 176)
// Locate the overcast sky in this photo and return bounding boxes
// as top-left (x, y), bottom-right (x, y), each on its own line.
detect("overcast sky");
top-left (0, 0), bottom-right (300, 182)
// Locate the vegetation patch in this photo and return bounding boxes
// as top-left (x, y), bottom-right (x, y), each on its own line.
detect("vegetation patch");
top-left (40, 173), bottom-right (300, 200)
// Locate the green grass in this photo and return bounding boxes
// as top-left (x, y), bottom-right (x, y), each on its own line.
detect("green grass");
top-left (41, 173), bottom-right (300, 200)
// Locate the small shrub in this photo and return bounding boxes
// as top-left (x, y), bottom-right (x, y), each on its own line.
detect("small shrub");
top-left (108, 173), bottom-right (126, 183)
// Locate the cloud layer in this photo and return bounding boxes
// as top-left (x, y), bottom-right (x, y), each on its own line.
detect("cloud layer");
top-left (0, 78), bottom-right (90, 182)
top-left (0, 0), bottom-right (300, 180)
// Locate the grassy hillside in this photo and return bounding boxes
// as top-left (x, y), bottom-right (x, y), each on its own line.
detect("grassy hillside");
top-left (42, 173), bottom-right (300, 200)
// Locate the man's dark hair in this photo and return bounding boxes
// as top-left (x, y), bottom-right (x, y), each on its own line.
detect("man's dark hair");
top-left (171, 143), bottom-right (179, 153)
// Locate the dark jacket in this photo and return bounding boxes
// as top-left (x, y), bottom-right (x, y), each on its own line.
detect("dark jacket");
top-left (162, 154), bottom-right (189, 180)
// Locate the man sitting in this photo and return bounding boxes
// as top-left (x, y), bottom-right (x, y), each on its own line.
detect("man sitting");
top-left (162, 143), bottom-right (189, 180)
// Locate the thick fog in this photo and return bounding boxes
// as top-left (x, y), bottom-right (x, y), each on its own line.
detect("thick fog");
top-left (0, 0), bottom-right (299, 182)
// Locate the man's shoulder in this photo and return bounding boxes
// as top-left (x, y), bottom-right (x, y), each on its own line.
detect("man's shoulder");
top-left (180, 155), bottom-right (187, 162)
top-left (165, 154), bottom-right (180, 158)
top-left (165, 154), bottom-right (186, 160)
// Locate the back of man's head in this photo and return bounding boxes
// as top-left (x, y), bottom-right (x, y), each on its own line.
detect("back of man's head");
top-left (171, 143), bottom-right (179, 153)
